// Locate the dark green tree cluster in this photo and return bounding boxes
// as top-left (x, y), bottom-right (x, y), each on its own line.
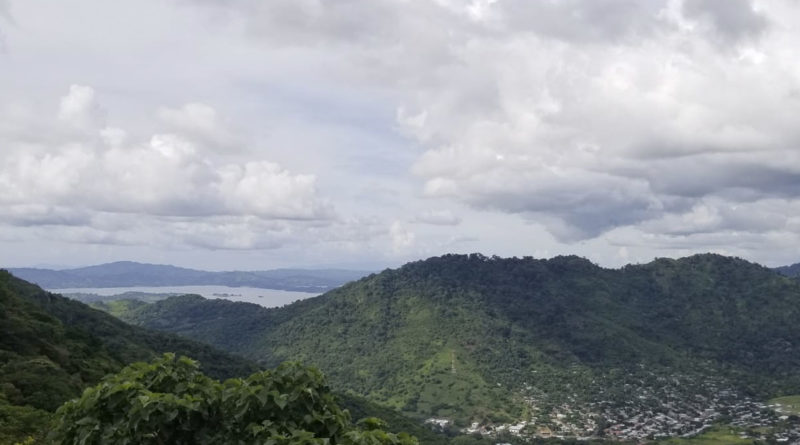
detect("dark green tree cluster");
top-left (52, 353), bottom-right (417, 445)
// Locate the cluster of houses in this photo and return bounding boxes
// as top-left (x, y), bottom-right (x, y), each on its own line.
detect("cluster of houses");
top-left (426, 369), bottom-right (800, 442)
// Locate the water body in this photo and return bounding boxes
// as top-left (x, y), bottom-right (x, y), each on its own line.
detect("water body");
top-left (49, 285), bottom-right (319, 308)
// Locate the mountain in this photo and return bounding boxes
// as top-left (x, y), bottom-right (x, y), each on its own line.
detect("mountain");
top-left (7, 261), bottom-right (371, 292)
top-left (775, 262), bottom-right (800, 278)
top-left (103, 253), bottom-right (800, 440)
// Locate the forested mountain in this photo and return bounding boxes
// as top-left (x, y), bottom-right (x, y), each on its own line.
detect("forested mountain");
top-left (104, 253), bottom-right (800, 440)
top-left (7, 261), bottom-right (370, 292)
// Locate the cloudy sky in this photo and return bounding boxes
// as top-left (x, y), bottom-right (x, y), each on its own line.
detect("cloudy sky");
top-left (1, 0), bottom-right (800, 270)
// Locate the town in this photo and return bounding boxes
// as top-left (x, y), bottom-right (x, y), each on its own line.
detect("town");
top-left (428, 369), bottom-right (800, 442)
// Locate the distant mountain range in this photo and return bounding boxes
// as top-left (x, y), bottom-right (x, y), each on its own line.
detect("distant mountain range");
top-left (6, 261), bottom-right (372, 292)
top-left (774, 262), bottom-right (800, 278)
top-left (99, 253), bottom-right (800, 441)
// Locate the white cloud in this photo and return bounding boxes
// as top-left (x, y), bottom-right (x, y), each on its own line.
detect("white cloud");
top-left (57, 85), bottom-right (105, 131)
top-left (390, 221), bottom-right (415, 251)
top-left (157, 102), bottom-right (238, 150)
top-left (0, 85), bottom-right (335, 249)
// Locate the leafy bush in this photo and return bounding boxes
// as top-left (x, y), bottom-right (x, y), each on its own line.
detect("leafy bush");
top-left (52, 354), bottom-right (417, 445)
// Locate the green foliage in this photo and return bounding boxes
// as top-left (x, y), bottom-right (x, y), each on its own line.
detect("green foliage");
top-left (655, 425), bottom-right (753, 444)
top-left (107, 254), bottom-right (800, 423)
top-left (0, 269), bottom-right (258, 441)
top-left (337, 393), bottom-right (453, 445)
top-left (52, 353), bottom-right (417, 445)
top-left (0, 394), bottom-right (52, 444)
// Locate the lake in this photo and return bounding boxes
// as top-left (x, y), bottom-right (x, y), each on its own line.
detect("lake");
top-left (48, 285), bottom-right (319, 308)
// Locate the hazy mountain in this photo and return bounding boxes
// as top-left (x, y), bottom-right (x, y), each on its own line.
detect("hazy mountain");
top-left (103, 253), bottom-right (800, 436)
top-left (774, 262), bottom-right (800, 278)
top-left (7, 261), bottom-right (372, 292)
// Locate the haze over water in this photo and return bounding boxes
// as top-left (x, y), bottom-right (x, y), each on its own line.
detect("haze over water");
top-left (51, 285), bottom-right (317, 308)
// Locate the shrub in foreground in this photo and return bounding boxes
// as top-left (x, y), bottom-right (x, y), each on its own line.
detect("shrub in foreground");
top-left (52, 354), bottom-right (417, 445)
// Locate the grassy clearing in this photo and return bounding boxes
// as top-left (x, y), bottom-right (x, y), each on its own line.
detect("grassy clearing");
top-left (770, 395), bottom-right (800, 415)
top-left (656, 425), bottom-right (752, 445)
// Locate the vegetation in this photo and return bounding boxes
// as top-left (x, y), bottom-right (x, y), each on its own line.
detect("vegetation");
top-left (0, 270), bottom-right (257, 443)
top-left (105, 254), bottom-right (800, 424)
top-left (52, 353), bottom-right (417, 445)
top-left (0, 271), bottom-right (456, 444)
top-left (655, 425), bottom-right (752, 444)
top-left (771, 395), bottom-right (800, 415)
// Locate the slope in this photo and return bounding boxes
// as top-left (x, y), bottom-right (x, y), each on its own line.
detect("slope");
top-left (0, 270), bottom-right (258, 442)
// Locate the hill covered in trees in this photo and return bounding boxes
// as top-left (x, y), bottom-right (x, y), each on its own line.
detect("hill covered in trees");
top-left (0, 271), bottom-right (467, 445)
top-left (0, 269), bottom-right (262, 442)
top-left (7, 261), bottom-right (369, 292)
top-left (103, 254), bottom-right (800, 440)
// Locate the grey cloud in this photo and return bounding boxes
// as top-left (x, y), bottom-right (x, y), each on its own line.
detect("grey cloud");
top-left (0, 0), bottom-right (10, 51)
top-left (412, 209), bottom-right (462, 226)
top-left (0, 205), bottom-right (92, 227)
top-left (192, 0), bottom-right (465, 48)
top-left (193, 0), bottom-right (673, 47)
top-left (429, 169), bottom-right (663, 241)
top-left (497, 0), bottom-right (671, 43)
top-left (682, 0), bottom-right (768, 44)
top-left (640, 156), bottom-right (800, 199)
top-left (640, 199), bottom-right (790, 236)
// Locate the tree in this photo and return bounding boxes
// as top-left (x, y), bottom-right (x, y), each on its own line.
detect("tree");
top-left (51, 354), bottom-right (417, 445)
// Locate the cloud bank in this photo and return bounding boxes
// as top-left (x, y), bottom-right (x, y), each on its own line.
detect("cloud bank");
top-left (194, 0), bottom-right (800, 251)
top-left (3, 0), bottom-right (800, 268)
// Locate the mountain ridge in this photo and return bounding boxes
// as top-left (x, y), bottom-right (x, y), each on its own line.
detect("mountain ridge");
top-left (6, 261), bottom-right (372, 292)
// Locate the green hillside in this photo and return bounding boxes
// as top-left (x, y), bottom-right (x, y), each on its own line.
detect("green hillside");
top-left (0, 270), bottom-right (260, 443)
top-left (0, 271), bottom-right (463, 445)
top-left (101, 254), bottom-right (800, 440)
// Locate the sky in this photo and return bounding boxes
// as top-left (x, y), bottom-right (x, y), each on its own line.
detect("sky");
top-left (1, 0), bottom-right (800, 271)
